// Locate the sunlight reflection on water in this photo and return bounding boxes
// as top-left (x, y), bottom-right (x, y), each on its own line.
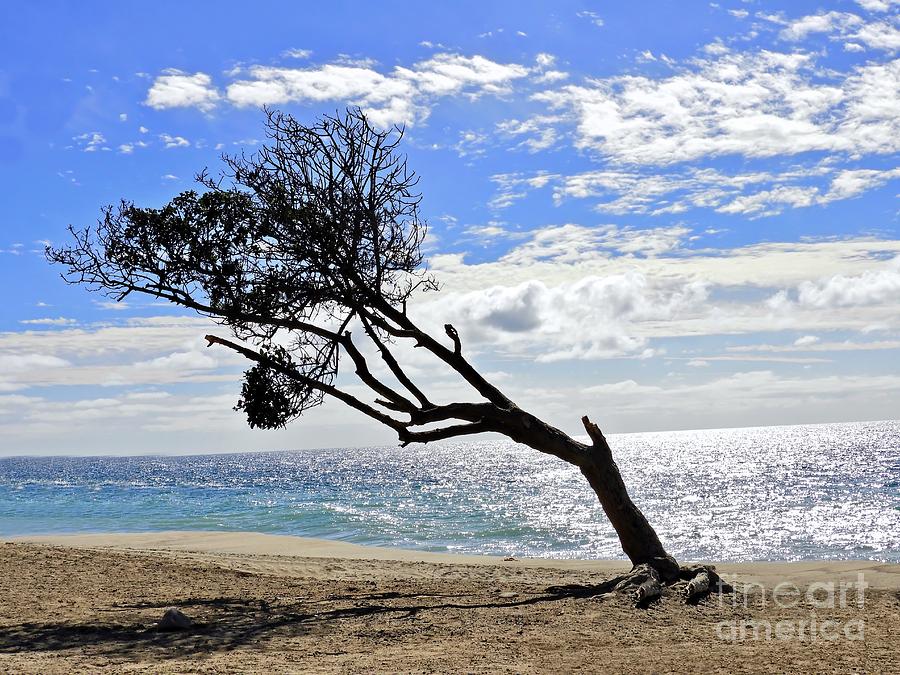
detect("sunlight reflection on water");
top-left (2, 420), bottom-right (898, 562)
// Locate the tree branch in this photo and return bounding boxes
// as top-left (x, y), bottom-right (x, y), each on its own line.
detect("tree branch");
top-left (204, 334), bottom-right (406, 432)
top-left (111, 280), bottom-right (344, 343)
top-left (398, 419), bottom-right (497, 447)
top-left (444, 324), bottom-right (461, 355)
top-left (359, 312), bottom-right (431, 407)
top-left (410, 402), bottom-right (497, 425)
top-left (373, 300), bottom-right (514, 409)
top-left (339, 331), bottom-right (416, 412)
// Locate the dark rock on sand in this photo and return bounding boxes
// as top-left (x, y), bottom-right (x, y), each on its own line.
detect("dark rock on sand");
top-left (157, 607), bottom-right (192, 631)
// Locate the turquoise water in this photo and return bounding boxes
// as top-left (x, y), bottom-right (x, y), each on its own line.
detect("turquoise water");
top-left (2, 421), bottom-right (898, 562)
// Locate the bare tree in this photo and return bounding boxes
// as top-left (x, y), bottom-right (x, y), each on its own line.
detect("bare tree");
top-left (49, 109), bottom-right (722, 601)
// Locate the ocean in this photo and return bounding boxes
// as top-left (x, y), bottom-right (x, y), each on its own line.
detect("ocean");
top-left (2, 420), bottom-right (898, 562)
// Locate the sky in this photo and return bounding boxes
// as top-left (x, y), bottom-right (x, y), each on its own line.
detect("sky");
top-left (0, 0), bottom-right (898, 455)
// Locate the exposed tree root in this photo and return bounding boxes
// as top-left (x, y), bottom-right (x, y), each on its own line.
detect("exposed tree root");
top-left (548, 563), bottom-right (734, 609)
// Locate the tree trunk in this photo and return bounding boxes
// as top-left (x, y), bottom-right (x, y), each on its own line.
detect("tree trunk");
top-left (501, 408), bottom-right (680, 582)
top-left (579, 416), bottom-right (680, 581)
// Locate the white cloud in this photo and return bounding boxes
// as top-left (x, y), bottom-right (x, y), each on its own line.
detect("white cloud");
top-left (825, 167), bottom-right (900, 200)
top-left (452, 130), bottom-right (490, 157)
top-left (534, 69), bottom-right (569, 84)
top-left (463, 223), bottom-right (527, 240)
top-left (0, 319), bottom-right (244, 393)
top-left (490, 164), bottom-right (899, 218)
top-left (854, 0), bottom-right (899, 10)
top-left (401, 53), bottom-right (528, 96)
top-left (159, 133), bottom-right (190, 149)
top-left (597, 225), bottom-right (691, 257)
top-left (796, 263), bottom-right (900, 308)
top-left (495, 115), bottom-right (562, 152)
top-left (533, 49), bottom-right (900, 165)
top-left (0, 353), bottom-right (69, 374)
top-left (533, 53), bottom-right (569, 84)
top-left (794, 335), bottom-right (821, 347)
top-left (73, 131), bottom-right (106, 152)
top-left (576, 10), bottom-right (605, 27)
top-left (853, 20), bottom-right (900, 50)
top-left (222, 53), bottom-right (529, 126)
top-left (578, 370), bottom-right (900, 424)
top-left (282, 48), bottom-right (312, 59)
top-left (425, 228), bottom-right (900, 354)
top-left (498, 224), bottom-right (606, 265)
top-left (778, 10), bottom-right (900, 52)
top-left (779, 12), bottom-right (863, 42)
top-left (731, 339), bottom-right (900, 353)
top-left (430, 229), bottom-right (900, 294)
top-left (19, 317), bottom-right (77, 326)
top-left (717, 185), bottom-right (820, 216)
top-left (145, 70), bottom-right (220, 112)
top-left (133, 349), bottom-right (217, 372)
top-left (417, 271), bottom-right (708, 361)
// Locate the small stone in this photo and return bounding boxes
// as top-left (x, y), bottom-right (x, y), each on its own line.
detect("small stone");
top-left (503, 556), bottom-right (517, 562)
top-left (499, 591), bottom-right (518, 599)
top-left (157, 607), bottom-right (192, 631)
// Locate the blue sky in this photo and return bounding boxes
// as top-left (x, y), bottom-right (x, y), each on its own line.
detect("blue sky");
top-left (1, 0), bottom-right (898, 454)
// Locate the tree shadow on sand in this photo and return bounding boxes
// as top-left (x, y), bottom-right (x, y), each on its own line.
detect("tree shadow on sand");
top-left (0, 575), bottom-right (669, 661)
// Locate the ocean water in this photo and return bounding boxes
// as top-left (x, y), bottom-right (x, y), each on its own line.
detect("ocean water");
top-left (1, 420), bottom-right (898, 562)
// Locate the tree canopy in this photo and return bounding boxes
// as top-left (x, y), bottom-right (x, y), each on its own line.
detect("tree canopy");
top-left (49, 109), bottom-right (524, 449)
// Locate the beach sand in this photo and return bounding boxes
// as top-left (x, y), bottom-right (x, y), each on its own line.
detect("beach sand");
top-left (2, 532), bottom-right (898, 673)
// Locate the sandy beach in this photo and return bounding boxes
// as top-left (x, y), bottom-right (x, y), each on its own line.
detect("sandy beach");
top-left (1, 532), bottom-right (898, 673)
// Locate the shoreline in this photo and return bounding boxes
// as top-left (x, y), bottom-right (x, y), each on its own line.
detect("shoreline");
top-left (8, 530), bottom-right (900, 588)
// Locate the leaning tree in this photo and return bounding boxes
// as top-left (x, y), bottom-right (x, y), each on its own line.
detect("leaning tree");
top-left (49, 109), bottom-right (723, 602)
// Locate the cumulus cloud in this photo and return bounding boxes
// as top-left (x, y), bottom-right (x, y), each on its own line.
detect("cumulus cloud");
top-left (796, 262), bottom-right (900, 308)
top-left (853, 19), bottom-right (900, 50)
top-left (416, 272), bottom-right (708, 361)
top-left (144, 70), bottom-right (220, 112)
top-left (854, 0), bottom-right (898, 11)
